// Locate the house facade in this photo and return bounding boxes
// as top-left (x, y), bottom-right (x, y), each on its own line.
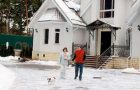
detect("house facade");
top-left (28, 0), bottom-right (87, 60)
top-left (80, 0), bottom-right (136, 57)
top-left (126, 0), bottom-right (140, 58)
top-left (79, 0), bottom-right (140, 68)
top-left (29, 0), bottom-right (140, 64)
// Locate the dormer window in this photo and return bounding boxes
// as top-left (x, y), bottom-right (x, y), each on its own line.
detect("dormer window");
top-left (100, 0), bottom-right (114, 18)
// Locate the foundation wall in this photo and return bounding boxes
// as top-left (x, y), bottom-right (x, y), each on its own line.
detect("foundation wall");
top-left (32, 51), bottom-right (59, 61)
top-left (105, 57), bottom-right (140, 69)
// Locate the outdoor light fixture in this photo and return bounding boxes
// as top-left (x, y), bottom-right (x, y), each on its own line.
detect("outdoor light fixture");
top-left (35, 29), bottom-right (38, 33)
top-left (66, 28), bottom-right (69, 32)
top-left (138, 25), bottom-right (140, 31)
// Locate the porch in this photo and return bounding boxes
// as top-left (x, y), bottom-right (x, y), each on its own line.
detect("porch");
top-left (84, 20), bottom-right (130, 69)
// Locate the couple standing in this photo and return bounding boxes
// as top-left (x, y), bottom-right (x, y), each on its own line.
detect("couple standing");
top-left (59, 45), bottom-right (86, 81)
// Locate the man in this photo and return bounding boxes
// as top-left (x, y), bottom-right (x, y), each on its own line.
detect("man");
top-left (72, 45), bottom-right (86, 81)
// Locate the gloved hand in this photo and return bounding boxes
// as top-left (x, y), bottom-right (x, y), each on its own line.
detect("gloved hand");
top-left (71, 60), bottom-right (75, 67)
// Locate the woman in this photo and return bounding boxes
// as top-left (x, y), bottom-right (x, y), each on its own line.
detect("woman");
top-left (59, 47), bottom-right (70, 79)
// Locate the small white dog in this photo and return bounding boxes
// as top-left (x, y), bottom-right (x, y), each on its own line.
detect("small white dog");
top-left (47, 77), bottom-right (56, 85)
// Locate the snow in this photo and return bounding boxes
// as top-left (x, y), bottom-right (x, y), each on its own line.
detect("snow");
top-left (38, 0), bottom-right (82, 22)
top-left (0, 56), bottom-right (20, 62)
top-left (0, 56), bottom-right (59, 66)
top-left (0, 64), bottom-right (15, 90)
top-left (54, 0), bottom-right (86, 26)
top-left (1, 56), bottom-right (140, 90)
top-left (27, 60), bottom-right (59, 66)
top-left (38, 9), bottom-right (65, 22)
top-left (64, 0), bottom-right (80, 11)
top-left (121, 68), bottom-right (140, 74)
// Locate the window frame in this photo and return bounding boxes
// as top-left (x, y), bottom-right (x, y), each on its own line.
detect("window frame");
top-left (44, 29), bottom-right (49, 44)
top-left (55, 29), bottom-right (60, 44)
top-left (100, 0), bottom-right (114, 18)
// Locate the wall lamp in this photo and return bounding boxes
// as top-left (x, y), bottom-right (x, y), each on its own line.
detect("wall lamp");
top-left (35, 29), bottom-right (38, 33)
top-left (66, 28), bottom-right (69, 32)
top-left (138, 25), bottom-right (140, 31)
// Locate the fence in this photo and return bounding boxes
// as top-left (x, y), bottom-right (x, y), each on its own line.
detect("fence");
top-left (0, 34), bottom-right (33, 58)
top-left (72, 42), bottom-right (87, 54)
top-left (111, 44), bottom-right (130, 57)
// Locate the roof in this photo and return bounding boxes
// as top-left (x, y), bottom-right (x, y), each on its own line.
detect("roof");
top-left (38, 8), bottom-right (66, 22)
top-left (53, 0), bottom-right (86, 26)
top-left (28, 0), bottom-right (86, 28)
top-left (64, 0), bottom-right (80, 11)
top-left (87, 20), bottom-right (121, 30)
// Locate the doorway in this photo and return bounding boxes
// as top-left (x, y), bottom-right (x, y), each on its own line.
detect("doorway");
top-left (101, 31), bottom-right (111, 54)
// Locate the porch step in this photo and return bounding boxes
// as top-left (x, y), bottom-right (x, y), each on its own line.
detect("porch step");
top-left (84, 55), bottom-right (112, 68)
top-left (84, 56), bottom-right (96, 68)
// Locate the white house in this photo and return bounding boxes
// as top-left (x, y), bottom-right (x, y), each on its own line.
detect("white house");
top-left (28, 0), bottom-right (87, 60)
top-left (80, 0), bottom-right (138, 57)
top-left (79, 0), bottom-right (140, 68)
top-left (29, 0), bottom-right (140, 65)
top-left (126, 0), bottom-right (140, 58)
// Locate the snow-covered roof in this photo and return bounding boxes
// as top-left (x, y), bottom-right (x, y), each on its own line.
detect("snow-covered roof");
top-left (28, 0), bottom-right (86, 28)
top-left (64, 0), bottom-right (80, 11)
top-left (53, 0), bottom-right (86, 26)
top-left (38, 8), bottom-right (65, 22)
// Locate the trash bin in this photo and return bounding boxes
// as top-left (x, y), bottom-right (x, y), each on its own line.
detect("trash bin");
top-left (14, 49), bottom-right (22, 56)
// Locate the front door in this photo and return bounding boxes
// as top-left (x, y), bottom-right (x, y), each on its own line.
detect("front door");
top-left (101, 31), bottom-right (111, 54)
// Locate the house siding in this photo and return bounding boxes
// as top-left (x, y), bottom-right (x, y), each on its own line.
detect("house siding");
top-left (131, 15), bottom-right (140, 57)
top-left (32, 22), bottom-right (73, 60)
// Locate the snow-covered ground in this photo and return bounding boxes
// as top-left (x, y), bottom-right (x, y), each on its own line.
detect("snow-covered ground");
top-left (0, 64), bottom-right (15, 90)
top-left (1, 56), bottom-right (140, 90)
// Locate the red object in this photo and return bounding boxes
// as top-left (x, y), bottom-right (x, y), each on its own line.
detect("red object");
top-left (75, 49), bottom-right (85, 64)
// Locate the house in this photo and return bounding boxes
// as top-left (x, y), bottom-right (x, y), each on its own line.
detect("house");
top-left (28, 0), bottom-right (87, 60)
top-left (80, 0), bottom-right (132, 56)
top-left (29, 0), bottom-right (140, 68)
top-left (79, 0), bottom-right (140, 68)
top-left (126, 0), bottom-right (140, 58)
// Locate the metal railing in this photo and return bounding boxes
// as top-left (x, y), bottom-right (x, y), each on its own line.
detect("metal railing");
top-left (97, 44), bottom-right (130, 68)
top-left (72, 42), bottom-right (87, 54)
top-left (112, 44), bottom-right (130, 57)
top-left (96, 46), bottom-right (112, 68)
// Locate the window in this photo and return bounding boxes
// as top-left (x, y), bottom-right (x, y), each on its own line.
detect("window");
top-left (100, 0), bottom-right (114, 18)
top-left (43, 54), bottom-right (45, 57)
top-left (127, 29), bottom-right (131, 48)
top-left (45, 29), bottom-right (49, 44)
top-left (55, 29), bottom-right (60, 44)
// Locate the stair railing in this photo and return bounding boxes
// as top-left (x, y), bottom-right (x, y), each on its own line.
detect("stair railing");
top-left (96, 46), bottom-right (112, 68)
top-left (96, 44), bottom-right (130, 68)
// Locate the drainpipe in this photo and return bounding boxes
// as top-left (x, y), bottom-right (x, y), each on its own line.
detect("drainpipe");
top-left (113, 43), bottom-right (115, 56)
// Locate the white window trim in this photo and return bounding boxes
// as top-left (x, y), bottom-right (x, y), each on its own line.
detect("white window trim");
top-left (100, 0), bottom-right (114, 18)
top-left (55, 29), bottom-right (60, 44)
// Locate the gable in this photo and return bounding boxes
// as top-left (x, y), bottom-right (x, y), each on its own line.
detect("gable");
top-left (53, 0), bottom-right (86, 26)
top-left (38, 8), bottom-right (66, 22)
top-left (28, 0), bottom-right (86, 28)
